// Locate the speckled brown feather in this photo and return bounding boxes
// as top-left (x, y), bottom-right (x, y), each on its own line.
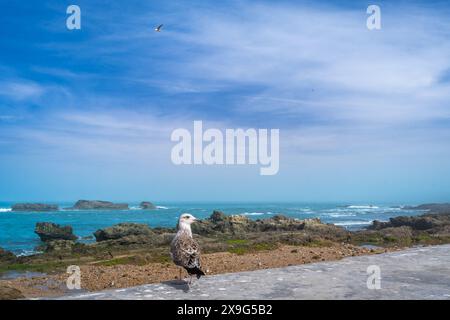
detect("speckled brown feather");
top-left (170, 230), bottom-right (203, 275)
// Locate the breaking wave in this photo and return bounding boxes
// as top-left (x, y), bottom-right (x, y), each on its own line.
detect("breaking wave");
top-left (240, 212), bottom-right (274, 216)
top-left (16, 249), bottom-right (42, 257)
top-left (346, 205), bottom-right (379, 209)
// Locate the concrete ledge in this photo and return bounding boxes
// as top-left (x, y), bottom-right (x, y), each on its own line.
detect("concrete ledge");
top-left (52, 244), bottom-right (450, 300)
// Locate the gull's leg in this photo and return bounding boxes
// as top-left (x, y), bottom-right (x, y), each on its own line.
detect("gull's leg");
top-left (190, 275), bottom-right (197, 287)
top-left (179, 268), bottom-right (182, 280)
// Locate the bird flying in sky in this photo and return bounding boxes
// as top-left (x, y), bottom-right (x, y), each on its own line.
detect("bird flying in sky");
top-left (155, 24), bottom-right (163, 32)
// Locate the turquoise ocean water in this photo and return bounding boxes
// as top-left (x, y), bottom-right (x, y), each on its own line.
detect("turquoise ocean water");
top-left (0, 201), bottom-right (425, 255)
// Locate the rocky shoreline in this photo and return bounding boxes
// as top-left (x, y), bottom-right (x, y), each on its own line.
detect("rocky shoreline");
top-left (1, 203), bottom-right (450, 299)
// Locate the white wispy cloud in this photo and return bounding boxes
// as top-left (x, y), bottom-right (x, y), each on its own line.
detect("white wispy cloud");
top-left (0, 81), bottom-right (45, 101)
top-left (4, 107), bottom-right (225, 164)
top-left (167, 3), bottom-right (450, 123)
top-left (133, 1), bottom-right (450, 159)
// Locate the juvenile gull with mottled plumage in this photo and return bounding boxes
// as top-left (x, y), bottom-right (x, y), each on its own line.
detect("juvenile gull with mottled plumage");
top-left (170, 213), bottom-right (205, 284)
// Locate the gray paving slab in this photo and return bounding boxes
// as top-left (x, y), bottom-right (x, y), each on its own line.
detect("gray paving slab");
top-left (51, 244), bottom-right (450, 300)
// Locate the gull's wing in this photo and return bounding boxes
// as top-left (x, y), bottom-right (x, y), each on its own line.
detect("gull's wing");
top-left (171, 234), bottom-right (201, 269)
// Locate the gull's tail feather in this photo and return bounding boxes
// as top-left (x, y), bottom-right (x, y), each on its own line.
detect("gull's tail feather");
top-left (185, 266), bottom-right (205, 279)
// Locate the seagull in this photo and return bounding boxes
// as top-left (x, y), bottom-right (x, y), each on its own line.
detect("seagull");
top-left (154, 24), bottom-right (163, 32)
top-left (170, 213), bottom-right (205, 285)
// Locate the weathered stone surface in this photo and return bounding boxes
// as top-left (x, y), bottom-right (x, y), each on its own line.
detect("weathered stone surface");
top-left (0, 285), bottom-right (24, 300)
top-left (12, 203), bottom-right (58, 212)
top-left (191, 211), bottom-right (320, 236)
top-left (139, 202), bottom-right (156, 210)
top-left (72, 200), bottom-right (129, 210)
top-left (252, 215), bottom-right (307, 232)
top-left (92, 223), bottom-right (176, 248)
top-left (210, 210), bottom-right (227, 222)
top-left (186, 211), bottom-right (345, 245)
top-left (302, 219), bottom-right (349, 241)
top-left (0, 247), bottom-right (16, 264)
top-left (35, 222), bottom-right (77, 242)
top-left (368, 213), bottom-right (448, 231)
top-left (369, 220), bottom-right (385, 230)
top-left (43, 240), bottom-right (85, 254)
top-left (94, 223), bottom-right (154, 242)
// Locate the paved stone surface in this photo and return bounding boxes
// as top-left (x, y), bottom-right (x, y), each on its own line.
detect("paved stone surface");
top-left (53, 245), bottom-right (450, 300)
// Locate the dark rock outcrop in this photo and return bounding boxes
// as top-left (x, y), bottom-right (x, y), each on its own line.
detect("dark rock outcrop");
top-left (210, 210), bottom-right (227, 222)
top-left (140, 201), bottom-right (156, 210)
top-left (301, 218), bottom-right (349, 240)
top-left (368, 213), bottom-right (448, 231)
top-left (94, 223), bottom-right (154, 242)
top-left (192, 211), bottom-right (315, 236)
top-left (252, 215), bottom-right (310, 232)
top-left (72, 200), bottom-right (129, 210)
top-left (0, 285), bottom-right (24, 300)
top-left (93, 223), bottom-right (171, 246)
top-left (35, 222), bottom-right (77, 242)
top-left (354, 211), bottom-right (450, 247)
top-left (0, 247), bottom-right (16, 264)
top-left (11, 203), bottom-right (58, 212)
top-left (43, 240), bottom-right (89, 254)
top-left (43, 240), bottom-right (76, 253)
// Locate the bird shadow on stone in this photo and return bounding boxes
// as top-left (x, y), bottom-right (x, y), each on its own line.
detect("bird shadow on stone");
top-left (162, 279), bottom-right (190, 293)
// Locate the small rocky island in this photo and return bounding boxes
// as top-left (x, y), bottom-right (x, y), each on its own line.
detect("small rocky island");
top-left (139, 201), bottom-right (156, 210)
top-left (71, 200), bottom-right (129, 210)
top-left (11, 203), bottom-right (59, 212)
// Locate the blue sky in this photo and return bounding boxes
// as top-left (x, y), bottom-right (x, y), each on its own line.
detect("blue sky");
top-left (1, 0), bottom-right (450, 202)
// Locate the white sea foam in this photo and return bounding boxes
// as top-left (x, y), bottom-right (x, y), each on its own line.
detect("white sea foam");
top-left (129, 205), bottom-right (168, 210)
top-left (328, 213), bottom-right (356, 218)
top-left (0, 208), bottom-right (12, 212)
top-left (294, 208), bottom-right (314, 214)
top-left (240, 212), bottom-right (274, 216)
top-left (346, 205), bottom-right (379, 209)
top-left (16, 250), bottom-right (43, 257)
